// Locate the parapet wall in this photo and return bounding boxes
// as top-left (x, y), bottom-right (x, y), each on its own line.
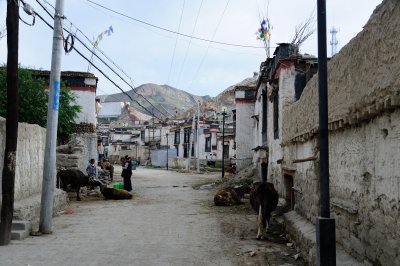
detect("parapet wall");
top-left (282, 0), bottom-right (400, 144)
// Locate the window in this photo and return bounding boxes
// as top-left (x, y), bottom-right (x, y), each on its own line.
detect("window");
top-left (174, 130), bottom-right (180, 144)
top-left (205, 136), bottom-right (211, 152)
top-left (183, 144), bottom-right (188, 158)
top-left (184, 129), bottom-right (191, 144)
top-left (262, 91), bottom-right (268, 134)
top-left (273, 92), bottom-right (279, 139)
top-left (141, 130), bottom-right (145, 142)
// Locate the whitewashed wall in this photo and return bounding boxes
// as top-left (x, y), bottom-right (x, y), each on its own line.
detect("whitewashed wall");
top-left (235, 100), bottom-right (255, 171)
top-left (267, 66), bottom-right (296, 191)
top-left (72, 90), bottom-right (96, 124)
top-left (0, 118), bottom-right (46, 202)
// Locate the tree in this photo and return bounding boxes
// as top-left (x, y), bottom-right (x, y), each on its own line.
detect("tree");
top-left (291, 14), bottom-right (316, 48)
top-left (0, 67), bottom-right (81, 142)
top-left (0, 24), bottom-right (6, 41)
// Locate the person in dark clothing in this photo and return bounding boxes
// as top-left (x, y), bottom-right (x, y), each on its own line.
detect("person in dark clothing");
top-left (121, 156), bottom-right (132, 192)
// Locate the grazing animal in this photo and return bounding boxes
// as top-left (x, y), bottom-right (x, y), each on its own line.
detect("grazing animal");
top-left (224, 164), bottom-right (237, 175)
top-left (207, 160), bottom-right (216, 167)
top-left (56, 169), bottom-right (103, 201)
top-left (100, 161), bottom-right (114, 181)
top-left (214, 185), bottom-right (251, 206)
top-left (249, 182), bottom-right (279, 240)
top-left (100, 186), bottom-right (132, 200)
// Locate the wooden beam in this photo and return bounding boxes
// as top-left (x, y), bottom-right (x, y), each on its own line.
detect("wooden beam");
top-left (292, 156), bottom-right (317, 163)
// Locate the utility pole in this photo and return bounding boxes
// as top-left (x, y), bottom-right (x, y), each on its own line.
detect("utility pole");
top-left (316, 0), bottom-right (336, 265)
top-left (196, 101), bottom-right (200, 173)
top-left (185, 114), bottom-right (195, 172)
top-left (221, 110), bottom-right (227, 179)
top-left (166, 133), bottom-right (169, 170)
top-left (39, 0), bottom-right (65, 234)
top-left (0, 0), bottom-right (19, 246)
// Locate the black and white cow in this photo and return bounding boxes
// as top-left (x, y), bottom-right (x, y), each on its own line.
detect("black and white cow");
top-left (56, 169), bottom-right (103, 201)
top-left (249, 182), bottom-right (279, 240)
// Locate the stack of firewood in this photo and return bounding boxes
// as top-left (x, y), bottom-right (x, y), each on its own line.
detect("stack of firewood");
top-left (72, 122), bottom-right (95, 133)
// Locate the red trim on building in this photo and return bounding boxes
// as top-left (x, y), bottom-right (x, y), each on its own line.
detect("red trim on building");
top-left (67, 85), bottom-right (97, 92)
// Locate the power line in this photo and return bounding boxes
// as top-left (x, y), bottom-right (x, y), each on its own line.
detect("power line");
top-left (175, 0), bottom-right (204, 89)
top-left (86, 0), bottom-right (264, 49)
top-left (31, 8), bottom-right (165, 121)
top-left (189, 0), bottom-right (231, 87)
top-left (167, 0), bottom-right (185, 85)
top-left (34, 0), bottom-right (169, 119)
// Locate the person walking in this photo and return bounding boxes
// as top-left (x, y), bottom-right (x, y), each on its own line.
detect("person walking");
top-left (121, 156), bottom-right (133, 192)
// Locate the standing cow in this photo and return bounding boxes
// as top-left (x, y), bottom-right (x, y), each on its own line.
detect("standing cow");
top-left (249, 182), bottom-right (279, 240)
top-left (57, 169), bottom-right (103, 201)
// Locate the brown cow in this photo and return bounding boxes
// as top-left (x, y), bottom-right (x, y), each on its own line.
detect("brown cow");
top-left (100, 160), bottom-right (114, 181)
top-left (249, 182), bottom-right (279, 240)
top-left (100, 186), bottom-right (132, 200)
top-left (214, 185), bottom-right (251, 206)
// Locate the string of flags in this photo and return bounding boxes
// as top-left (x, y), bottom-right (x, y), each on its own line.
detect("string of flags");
top-left (88, 26), bottom-right (114, 72)
top-left (256, 19), bottom-right (272, 42)
top-left (93, 26), bottom-right (114, 47)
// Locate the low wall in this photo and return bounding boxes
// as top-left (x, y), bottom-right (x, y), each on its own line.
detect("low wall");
top-left (0, 117), bottom-right (68, 225)
top-left (150, 148), bottom-right (177, 167)
top-left (0, 118), bottom-right (46, 202)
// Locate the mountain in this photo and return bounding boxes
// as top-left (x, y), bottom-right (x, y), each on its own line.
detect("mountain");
top-left (184, 73), bottom-right (259, 119)
top-left (97, 83), bottom-right (211, 118)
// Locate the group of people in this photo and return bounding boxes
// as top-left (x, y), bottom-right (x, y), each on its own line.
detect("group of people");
top-left (85, 155), bottom-right (135, 192)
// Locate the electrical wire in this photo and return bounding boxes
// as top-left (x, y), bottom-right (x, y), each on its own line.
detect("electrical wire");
top-left (175, 0), bottom-right (204, 89)
top-left (167, 0), bottom-right (185, 85)
top-left (189, 0), bottom-right (230, 87)
top-left (32, 9), bottom-right (165, 121)
top-left (86, 0), bottom-right (264, 49)
top-left (34, 0), bottom-right (169, 119)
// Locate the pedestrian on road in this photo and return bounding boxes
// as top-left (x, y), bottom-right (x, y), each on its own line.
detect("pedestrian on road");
top-left (86, 158), bottom-right (98, 179)
top-left (121, 156), bottom-right (133, 191)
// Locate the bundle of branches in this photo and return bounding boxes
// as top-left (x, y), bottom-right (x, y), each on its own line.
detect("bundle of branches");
top-left (291, 14), bottom-right (316, 47)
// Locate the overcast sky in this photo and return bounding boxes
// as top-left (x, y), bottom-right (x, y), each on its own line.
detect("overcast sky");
top-left (0, 0), bottom-right (382, 97)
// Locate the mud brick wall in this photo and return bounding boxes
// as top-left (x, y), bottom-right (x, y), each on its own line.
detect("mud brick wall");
top-left (276, 1), bottom-right (400, 264)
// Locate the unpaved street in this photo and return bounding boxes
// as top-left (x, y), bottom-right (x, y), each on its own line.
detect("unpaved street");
top-left (0, 167), bottom-right (304, 266)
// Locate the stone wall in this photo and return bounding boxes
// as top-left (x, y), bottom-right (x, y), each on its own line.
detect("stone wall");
top-left (0, 117), bottom-right (46, 202)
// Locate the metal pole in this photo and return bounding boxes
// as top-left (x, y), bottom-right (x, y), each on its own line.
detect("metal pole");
top-left (166, 133), bottom-right (169, 170)
top-left (186, 114), bottom-right (195, 172)
top-left (196, 101), bottom-right (200, 173)
top-left (316, 0), bottom-right (336, 265)
top-left (0, 0), bottom-right (19, 246)
top-left (221, 111), bottom-right (226, 178)
top-left (135, 141), bottom-right (138, 160)
top-left (39, 0), bottom-right (65, 234)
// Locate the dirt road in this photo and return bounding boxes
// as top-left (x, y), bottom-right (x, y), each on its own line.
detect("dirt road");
top-left (0, 167), bottom-right (304, 266)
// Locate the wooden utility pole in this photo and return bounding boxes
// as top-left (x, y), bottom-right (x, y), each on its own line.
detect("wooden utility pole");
top-left (0, 0), bottom-right (19, 246)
